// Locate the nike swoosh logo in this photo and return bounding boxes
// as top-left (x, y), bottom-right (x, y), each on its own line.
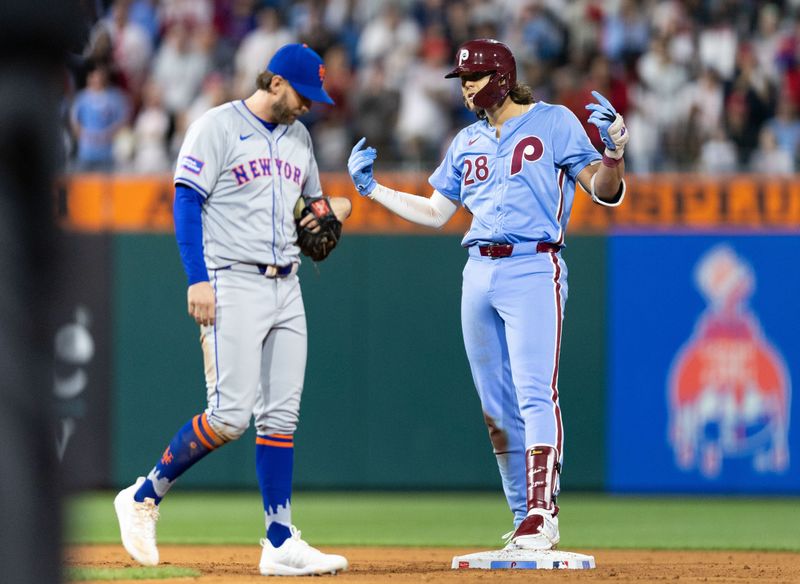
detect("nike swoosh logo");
top-left (468, 136), bottom-right (480, 146)
top-left (239, 133), bottom-right (254, 141)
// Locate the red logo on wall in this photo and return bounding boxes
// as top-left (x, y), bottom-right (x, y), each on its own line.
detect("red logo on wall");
top-left (667, 245), bottom-right (791, 478)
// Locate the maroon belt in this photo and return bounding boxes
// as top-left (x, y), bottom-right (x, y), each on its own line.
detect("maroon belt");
top-left (478, 242), bottom-right (561, 258)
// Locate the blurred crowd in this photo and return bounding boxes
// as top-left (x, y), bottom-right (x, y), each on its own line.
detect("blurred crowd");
top-left (67, 0), bottom-right (800, 174)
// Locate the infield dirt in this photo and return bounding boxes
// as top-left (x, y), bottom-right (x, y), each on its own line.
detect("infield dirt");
top-left (67, 545), bottom-right (800, 583)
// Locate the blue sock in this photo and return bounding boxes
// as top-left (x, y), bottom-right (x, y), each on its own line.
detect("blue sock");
top-left (134, 413), bottom-right (224, 504)
top-left (256, 434), bottom-right (294, 548)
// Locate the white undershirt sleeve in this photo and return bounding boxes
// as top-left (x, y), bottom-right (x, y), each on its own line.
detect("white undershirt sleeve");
top-left (368, 184), bottom-right (459, 228)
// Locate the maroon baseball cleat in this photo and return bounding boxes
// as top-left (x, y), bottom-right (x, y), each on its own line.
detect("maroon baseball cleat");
top-left (511, 508), bottom-right (560, 550)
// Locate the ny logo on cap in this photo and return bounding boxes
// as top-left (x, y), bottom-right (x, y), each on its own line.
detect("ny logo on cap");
top-left (459, 49), bottom-right (470, 65)
top-left (318, 64), bottom-right (326, 82)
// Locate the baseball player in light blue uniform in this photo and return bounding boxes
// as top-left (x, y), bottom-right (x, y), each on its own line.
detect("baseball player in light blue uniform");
top-left (114, 44), bottom-right (351, 576)
top-left (348, 39), bottom-right (629, 550)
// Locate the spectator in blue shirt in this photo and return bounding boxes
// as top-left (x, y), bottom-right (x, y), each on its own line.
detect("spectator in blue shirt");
top-left (765, 95), bottom-right (800, 164)
top-left (70, 64), bottom-right (129, 171)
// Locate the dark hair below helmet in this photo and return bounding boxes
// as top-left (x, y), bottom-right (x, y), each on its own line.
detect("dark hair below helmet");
top-left (445, 38), bottom-right (517, 110)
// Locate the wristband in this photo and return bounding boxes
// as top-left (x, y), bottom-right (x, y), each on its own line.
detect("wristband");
top-left (602, 153), bottom-right (623, 167)
top-left (590, 173), bottom-right (626, 207)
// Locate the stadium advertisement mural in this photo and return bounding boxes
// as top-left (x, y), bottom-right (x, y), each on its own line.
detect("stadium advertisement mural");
top-left (608, 235), bottom-right (798, 493)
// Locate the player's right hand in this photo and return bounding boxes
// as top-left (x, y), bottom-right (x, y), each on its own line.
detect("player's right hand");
top-left (347, 137), bottom-right (377, 196)
top-left (187, 281), bottom-right (216, 326)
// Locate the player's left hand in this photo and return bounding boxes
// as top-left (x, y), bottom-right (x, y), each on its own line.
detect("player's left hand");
top-left (296, 197), bottom-right (351, 233)
top-left (187, 281), bottom-right (216, 326)
top-left (294, 195), bottom-right (342, 261)
top-left (348, 137), bottom-right (378, 196)
top-left (298, 211), bottom-right (321, 233)
top-left (585, 90), bottom-right (629, 159)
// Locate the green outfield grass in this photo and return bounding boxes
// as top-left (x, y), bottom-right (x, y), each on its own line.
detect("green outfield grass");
top-left (68, 566), bottom-right (199, 581)
top-left (67, 492), bottom-right (800, 551)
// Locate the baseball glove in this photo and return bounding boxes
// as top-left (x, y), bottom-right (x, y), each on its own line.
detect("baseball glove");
top-left (294, 195), bottom-right (342, 261)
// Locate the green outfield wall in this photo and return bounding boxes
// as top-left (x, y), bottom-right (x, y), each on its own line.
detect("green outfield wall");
top-left (111, 234), bottom-right (607, 491)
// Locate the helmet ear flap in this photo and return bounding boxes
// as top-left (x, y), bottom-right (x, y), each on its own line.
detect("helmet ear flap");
top-left (472, 71), bottom-right (513, 110)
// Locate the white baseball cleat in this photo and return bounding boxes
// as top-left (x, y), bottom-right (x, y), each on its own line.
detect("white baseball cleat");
top-left (259, 526), bottom-right (348, 576)
top-left (511, 509), bottom-right (560, 550)
top-left (114, 477), bottom-right (160, 566)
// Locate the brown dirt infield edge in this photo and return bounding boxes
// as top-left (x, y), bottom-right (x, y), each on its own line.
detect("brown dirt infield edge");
top-left (66, 545), bottom-right (800, 583)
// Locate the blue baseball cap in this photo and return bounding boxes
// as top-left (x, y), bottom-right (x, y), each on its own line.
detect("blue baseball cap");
top-left (267, 44), bottom-right (335, 105)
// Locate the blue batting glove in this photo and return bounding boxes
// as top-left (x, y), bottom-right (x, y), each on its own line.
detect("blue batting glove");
top-left (348, 137), bottom-right (378, 196)
top-left (585, 90), bottom-right (619, 151)
top-left (585, 90), bottom-right (629, 157)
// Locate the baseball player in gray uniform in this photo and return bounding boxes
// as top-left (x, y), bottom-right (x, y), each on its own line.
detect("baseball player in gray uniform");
top-left (114, 44), bottom-right (351, 576)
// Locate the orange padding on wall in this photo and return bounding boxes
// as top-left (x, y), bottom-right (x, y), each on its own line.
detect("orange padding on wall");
top-left (57, 173), bottom-right (800, 234)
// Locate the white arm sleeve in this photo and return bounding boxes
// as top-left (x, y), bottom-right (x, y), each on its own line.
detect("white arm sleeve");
top-left (368, 184), bottom-right (459, 228)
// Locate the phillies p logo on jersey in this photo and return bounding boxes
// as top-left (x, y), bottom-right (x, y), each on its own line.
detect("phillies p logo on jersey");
top-left (510, 136), bottom-right (544, 175)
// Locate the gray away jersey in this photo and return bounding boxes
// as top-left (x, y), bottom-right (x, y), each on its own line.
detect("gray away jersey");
top-left (174, 101), bottom-right (323, 268)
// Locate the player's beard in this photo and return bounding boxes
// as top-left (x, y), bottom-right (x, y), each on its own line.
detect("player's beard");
top-left (271, 94), bottom-right (298, 125)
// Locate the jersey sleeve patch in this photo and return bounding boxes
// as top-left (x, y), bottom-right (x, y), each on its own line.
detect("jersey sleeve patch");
top-left (180, 156), bottom-right (205, 175)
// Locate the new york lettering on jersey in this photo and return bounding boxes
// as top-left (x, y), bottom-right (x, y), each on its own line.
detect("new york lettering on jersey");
top-left (176, 104), bottom-right (310, 193)
top-left (230, 156), bottom-right (304, 186)
top-left (226, 101), bottom-right (312, 195)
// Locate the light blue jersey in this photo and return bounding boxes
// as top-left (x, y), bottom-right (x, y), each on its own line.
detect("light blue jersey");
top-left (429, 102), bottom-right (600, 247)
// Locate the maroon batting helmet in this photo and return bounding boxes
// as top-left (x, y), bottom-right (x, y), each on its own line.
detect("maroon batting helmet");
top-left (445, 38), bottom-right (517, 109)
